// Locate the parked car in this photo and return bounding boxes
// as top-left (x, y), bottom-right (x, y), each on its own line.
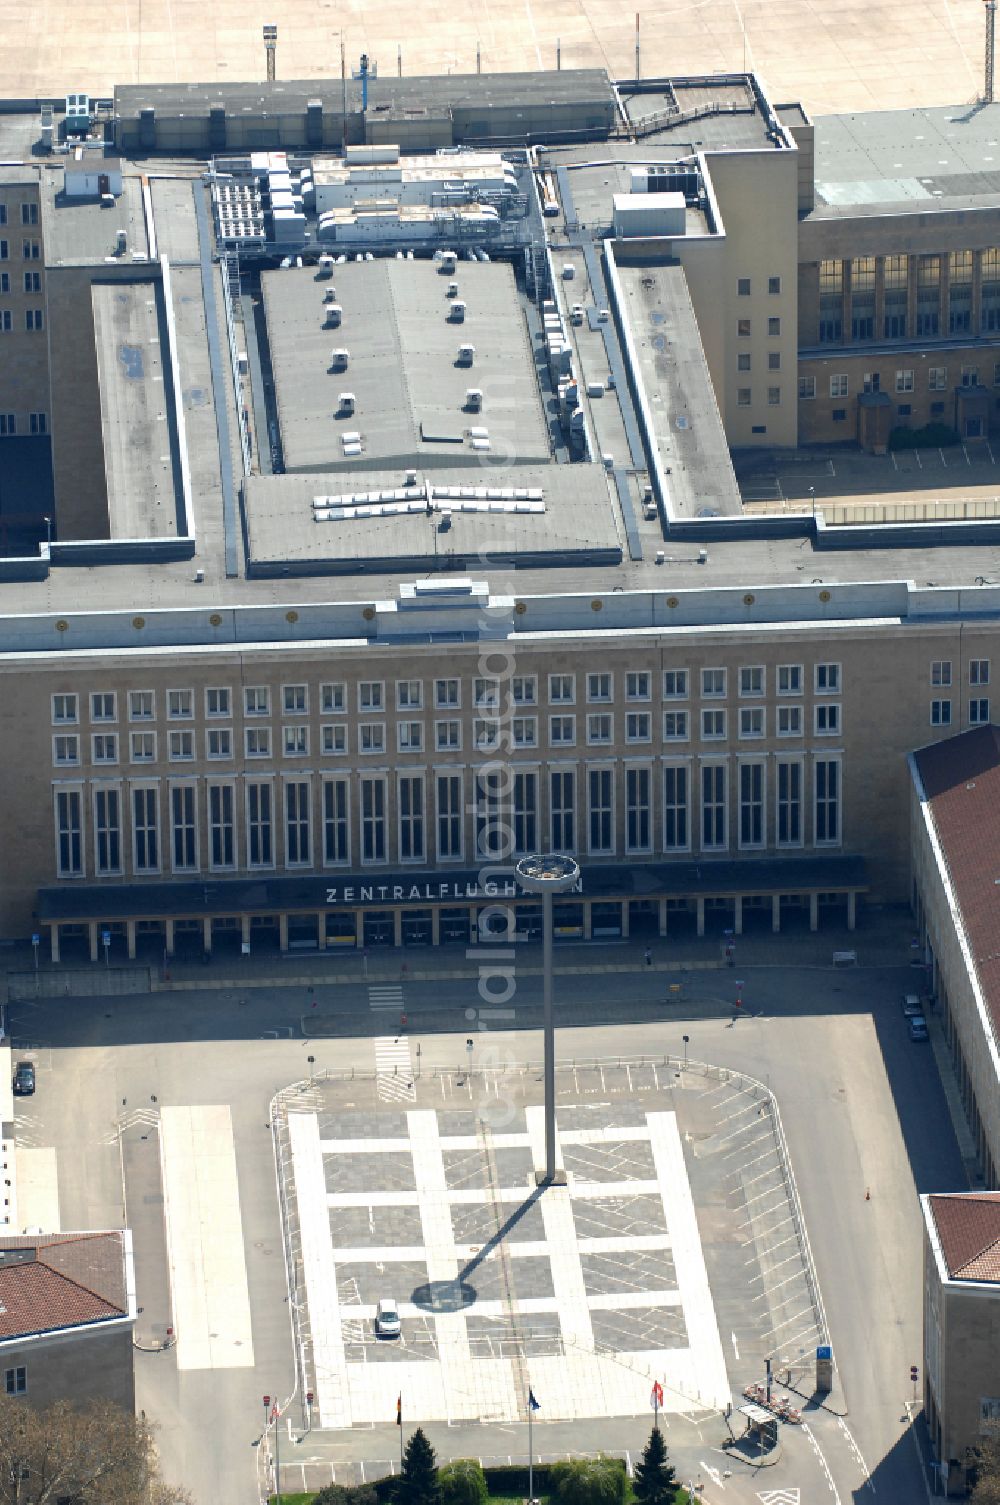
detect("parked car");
top-left (375, 1297), bottom-right (401, 1339)
top-left (908, 1017), bottom-right (930, 1043)
top-left (902, 993), bottom-right (923, 1017)
top-left (13, 1061), bottom-right (35, 1095)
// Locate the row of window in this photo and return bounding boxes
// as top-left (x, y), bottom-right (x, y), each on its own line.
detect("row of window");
top-left (737, 352), bottom-right (783, 372)
top-left (931, 698), bottom-right (990, 727)
top-left (0, 412), bottom-right (47, 437)
top-left (53, 757), bottom-right (843, 878)
top-left (0, 271), bottom-right (42, 294)
top-left (737, 276), bottom-right (783, 297)
top-left (0, 201), bottom-right (39, 226)
top-left (0, 239), bottom-right (40, 260)
top-left (49, 666), bottom-right (846, 727)
top-left (817, 251), bottom-right (1000, 344)
top-left (0, 308), bottom-right (43, 332)
top-left (800, 367), bottom-right (989, 402)
top-left (737, 317), bottom-right (782, 338)
top-left (738, 387), bottom-right (782, 408)
top-left (50, 702), bottom-right (846, 768)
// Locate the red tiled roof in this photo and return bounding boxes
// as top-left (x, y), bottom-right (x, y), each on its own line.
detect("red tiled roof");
top-left (913, 724), bottom-right (1000, 1036)
top-left (0, 1232), bottom-right (128, 1340)
top-left (929, 1192), bottom-right (1000, 1282)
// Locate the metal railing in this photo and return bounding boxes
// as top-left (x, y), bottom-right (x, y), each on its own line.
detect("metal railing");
top-left (218, 251), bottom-right (253, 476)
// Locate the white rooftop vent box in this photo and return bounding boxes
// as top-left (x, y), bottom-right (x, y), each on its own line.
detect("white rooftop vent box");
top-left (562, 263), bottom-right (575, 279)
top-left (343, 440), bottom-right (363, 457)
top-left (330, 348), bottom-right (350, 368)
top-left (237, 351), bottom-right (249, 375)
top-left (449, 300), bottom-right (467, 323)
top-left (317, 254), bottom-right (335, 276)
top-left (612, 190), bottom-right (685, 239)
top-left (468, 426), bottom-right (489, 440)
top-left (471, 437), bottom-right (491, 452)
top-left (404, 469), bottom-right (418, 485)
top-left (447, 280), bottom-right (459, 297)
top-left (338, 392), bottom-right (356, 413)
top-left (629, 167), bottom-right (650, 193)
top-left (457, 343), bottom-right (475, 365)
top-left (324, 303), bottom-right (343, 327)
top-left (323, 286), bottom-right (337, 303)
top-left (570, 304), bottom-right (585, 324)
top-left (115, 228), bottom-right (127, 255)
top-left (465, 388), bottom-right (483, 411)
top-left (342, 430), bottom-right (361, 445)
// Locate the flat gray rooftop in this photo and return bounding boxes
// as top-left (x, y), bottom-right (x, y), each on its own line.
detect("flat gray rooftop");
top-left (114, 70), bottom-right (615, 121)
top-left (241, 463), bottom-right (622, 573)
top-left (149, 177), bottom-right (202, 263)
top-left (41, 168), bottom-right (149, 267)
top-left (261, 260), bottom-right (551, 473)
top-left (541, 147), bottom-right (711, 234)
top-left (92, 281), bottom-right (179, 540)
top-left (616, 261), bottom-right (742, 520)
top-left (812, 101), bottom-right (1000, 212)
top-left (620, 78), bottom-right (779, 155)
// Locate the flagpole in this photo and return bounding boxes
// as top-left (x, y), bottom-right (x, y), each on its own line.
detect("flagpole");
top-left (399, 1395), bottom-right (404, 1473)
top-left (528, 1401), bottom-right (533, 1502)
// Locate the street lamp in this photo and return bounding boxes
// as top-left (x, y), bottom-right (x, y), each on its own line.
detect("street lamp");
top-left (515, 853), bottom-right (581, 1185)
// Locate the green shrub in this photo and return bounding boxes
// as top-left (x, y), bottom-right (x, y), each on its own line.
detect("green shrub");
top-left (549, 1457), bottom-right (628, 1505)
top-left (440, 1459), bottom-right (488, 1505)
top-left (888, 422), bottom-right (960, 450)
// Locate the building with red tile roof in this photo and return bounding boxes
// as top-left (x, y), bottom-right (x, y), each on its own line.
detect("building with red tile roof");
top-left (0, 1230), bottom-right (135, 1412)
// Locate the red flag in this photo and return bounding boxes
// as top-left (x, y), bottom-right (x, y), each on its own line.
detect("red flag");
top-left (651, 1380), bottom-right (664, 1407)
top-left (396, 1394), bottom-right (402, 1426)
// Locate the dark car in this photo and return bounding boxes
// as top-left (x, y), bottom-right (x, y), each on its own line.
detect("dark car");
top-left (13, 1061), bottom-right (35, 1095)
top-left (908, 1017), bottom-right (930, 1043)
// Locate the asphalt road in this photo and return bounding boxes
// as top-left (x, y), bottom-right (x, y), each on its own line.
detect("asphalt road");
top-left (7, 961), bottom-right (962, 1505)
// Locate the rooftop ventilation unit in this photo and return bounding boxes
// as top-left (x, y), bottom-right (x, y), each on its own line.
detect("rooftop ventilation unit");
top-left (317, 254), bottom-right (335, 277)
top-left (115, 228), bottom-right (127, 255)
top-left (404, 469), bottom-right (418, 485)
top-left (465, 388), bottom-right (483, 411)
top-left (449, 300), bottom-right (466, 323)
top-left (457, 344), bottom-right (475, 365)
top-left (324, 303), bottom-right (343, 327)
top-left (330, 348), bottom-right (350, 368)
top-left (323, 286), bottom-right (337, 303)
top-left (338, 392), bottom-right (356, 414)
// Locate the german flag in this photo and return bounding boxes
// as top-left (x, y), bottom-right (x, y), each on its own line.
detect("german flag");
top-left (396, 1394), bottom-right (402, 1426)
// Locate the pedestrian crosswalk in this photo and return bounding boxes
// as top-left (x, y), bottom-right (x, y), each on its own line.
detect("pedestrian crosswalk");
top-left (374, 1036), bottom-right (415, 1102)
top-left (368, 984), bottom-right (404, 1012)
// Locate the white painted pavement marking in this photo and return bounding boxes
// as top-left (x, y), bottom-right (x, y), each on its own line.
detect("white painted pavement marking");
top-left (159, 1105), bottom-right (253, 1371)
top-left (338, 1291), bottom-right (683, 1320)
top-left (375, 1036), bottom-right (415, 1103)
top-left (289, 1111), bottom-right (352, 1429)
top-left (700, 1460), bottom-right (725, 1489)
top-left (731, 1330), bottom-right (740, 1359)
top-left (757, 1492), bottom-right (801, 1505)
top-left (369, 985), bottom-right (404, 1011)
top-left (331, 1234), bottom-right (674, 1263)
top-left (802, 1420), bottom-right (842, 1505)
top-left (327, 1179), bottom-right (664, 1207)
top-left (647, 1111), bottom-right (730, 1409)
top-left (407, 1109), bottom-right (477, 1419)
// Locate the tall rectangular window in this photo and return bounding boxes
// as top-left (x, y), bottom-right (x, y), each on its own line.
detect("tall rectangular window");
top-left (94, 787), bottom-right (121, 874)
top-left (850, 257), bottom-right (875, 341)
top-left (361, 776), bottom-right (386, 862)
top-left (550, 769), bottom-right (575, 851)
top-left (588, 767), bottom-right (614, 853)
top-left (883, 253), bottom-right (908, 339)
top-left (917, 255), bottom-right (940, 336)
top-left (983, 248), bottom-right (1000, 331)
top-left (399, 775), bottom-right (425, 862)
top-left (208, 784), bottom-right (235, 869)
top-left (436, 773), bottom-right (463, 860)
top-left (132, 786), bottom-right (159, 873)
top-left (285, 781), bottom-right (310, 866)
top-left (323, 778), bottom-right (349, 864)
top-left (776, 760), bottom-right (802, 846)
top-left (55, 788), bottom-right (83, 875)
top-left (815, 759), bottom-right (840, 845)
top-left (625, 766), bottom-right (651, 853)
top-left (475, 769), bottom-right (510, 860)
top-left (513, 771), bottom-right (538, 854)
top-left (948, 250), bottom-right (973, 334)
top-left (738, 761), bottom-right (764, 848)
top-left (663, 765), bottom-right (689, 851)
top-left (247, 781), bottom-right (273, 868)
top-left (701, 764), bottom-right (726, 850)
top-left (171, 785), bottom-right (197, 871)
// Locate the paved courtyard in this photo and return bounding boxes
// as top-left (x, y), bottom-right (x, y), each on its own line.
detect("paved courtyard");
top-left (280, 1055), bottom-right (824, 1431)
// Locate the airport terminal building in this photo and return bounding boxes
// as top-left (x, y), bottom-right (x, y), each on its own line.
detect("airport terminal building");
top-left (0, 68), bottom-right (999, 984)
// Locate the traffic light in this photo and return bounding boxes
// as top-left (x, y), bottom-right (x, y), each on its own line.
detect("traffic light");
top-left (910, 1366), bottom-right (919, 1384)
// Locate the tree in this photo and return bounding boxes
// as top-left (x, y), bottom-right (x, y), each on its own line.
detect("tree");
top-left (632, 1428), bottom-right (677, 1505)
top-left (0, 1396), bottom-right (190, 1505)
top-left (971, 1438), bottom-right (1000, 1504)
top-left (399, 1429), bottom-right (440, 1505)
top-left (438, 1460), bottom-right (487, 1505)
top-left (549, 1457), bottom-right (627, 1505)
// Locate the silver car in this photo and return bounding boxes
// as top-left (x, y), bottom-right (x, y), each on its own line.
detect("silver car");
top-left (902, 993), bottom-right (923, 1018)
top-left (375, 1297), bottom-right (401, 1339)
